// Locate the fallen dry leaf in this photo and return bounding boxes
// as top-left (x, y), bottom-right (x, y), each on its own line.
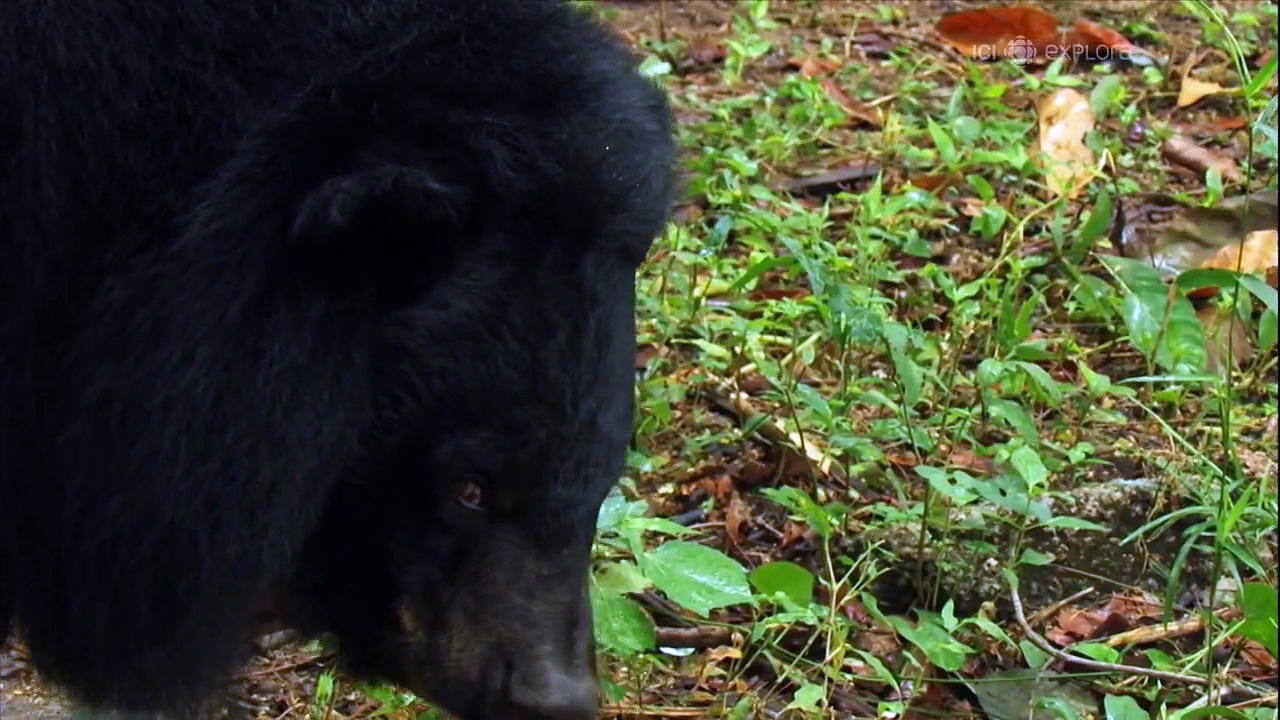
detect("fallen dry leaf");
top-left (1068, 19), bottom-right (1138, 55)
top-left (1177, 76), bottom-right (1230, 108)
top-left (1034, 88), bottom-right (1097, 199)
top-left (936, 6), bottom-right (1060, 61)
top-left (686, 35), bottom-right (727, 66)
top-left (787, 56), bottom-right (842, 77)
top-left (1162, 134), bottom-right (1245, 183)
top-left (723, 491), bottom-right (750, 547)
top-left (1200, 228), bottom-right (1278, 275)
top-left (820, 78), bottom-right (885, 128)
top-left (1205, 116), bottom-right (1251, 133)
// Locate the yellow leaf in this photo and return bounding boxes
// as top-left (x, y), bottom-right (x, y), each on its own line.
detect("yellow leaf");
top-left (1177, 77), bottom-right (1228, 108)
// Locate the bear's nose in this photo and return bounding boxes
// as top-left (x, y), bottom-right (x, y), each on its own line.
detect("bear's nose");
top-left (503, 658), bottom-right (598, 720)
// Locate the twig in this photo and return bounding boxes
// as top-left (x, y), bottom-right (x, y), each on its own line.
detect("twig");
top-left (1104, 606), bottom-right (1240, 648)
top-left (1011, 582), bottom-right (1210, 686)
top-left (1026, 586), bottom-right (1096, 627)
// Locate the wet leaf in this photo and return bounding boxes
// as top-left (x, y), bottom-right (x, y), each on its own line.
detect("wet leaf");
top-left (640, 541), bottom-right (753, 618)
top-left (591, 587), bottom-right (656, 655)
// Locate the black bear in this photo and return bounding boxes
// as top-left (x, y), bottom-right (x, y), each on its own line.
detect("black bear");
top-left (0, 0), bottom-right (675, 718)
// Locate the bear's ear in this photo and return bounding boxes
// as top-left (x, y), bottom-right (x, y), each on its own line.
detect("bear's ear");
top-left (289, 164), bottom-right (472, 311)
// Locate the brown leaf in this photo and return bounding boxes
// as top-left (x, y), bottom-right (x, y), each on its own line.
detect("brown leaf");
top-left (1071, 19), bottom-right (1138, 54)
top-left (936, 7), bottom-right (1061, 61)
top-left (686, 36), bottom-right (727, 66)
top-left (820, 78), bottom-right (884, 128)
top-left (908, 173), bottom-right (962, 194)
top-left (1205, 116), bottom-right (1250, 133)
top-left (723, 491), bottom-right (750, 547)
top-left (787, 56), bottom-right (842, 77)
top-left (1162, 134), bottom-right (1245, 183)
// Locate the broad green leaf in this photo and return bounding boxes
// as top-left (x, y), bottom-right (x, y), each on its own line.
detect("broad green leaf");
top-left (886, 615), bottom-right (976, 672)
top-left (987, 398), bottom-right (1040, 444)
top-left (1235, 582), bottom-right (1279, 658)
top-left (748, 561), bottom-right (815, 607)
top-left (787, 683), bottom-right (825, 711)
top-left (640, 541), bottom-right (753, 617)
top-left (590, 588), bottom-right (655, 655)
top-left (1010, 445), bottom-right (1049, 489)
top-left (1106, 256), bottom-right (1208, 374)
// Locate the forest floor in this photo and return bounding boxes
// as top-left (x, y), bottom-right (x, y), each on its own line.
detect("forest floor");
top-left (3, 1), bottom-right (1276, 719)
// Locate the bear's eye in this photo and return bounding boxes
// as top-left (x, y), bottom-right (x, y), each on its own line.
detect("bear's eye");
top-left (452, 476), bottom-right (487, 512)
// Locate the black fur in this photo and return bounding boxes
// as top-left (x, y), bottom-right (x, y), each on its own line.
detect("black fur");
top-left (0, 1), bottom-right (675, 718)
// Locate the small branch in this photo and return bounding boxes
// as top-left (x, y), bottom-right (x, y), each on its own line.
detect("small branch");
top-left (1011, 582), bottom-right (1210, 686)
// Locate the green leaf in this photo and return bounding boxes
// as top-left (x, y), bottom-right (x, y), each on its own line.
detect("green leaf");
top-left (1260, 308), bottom-right (1277, 352)
top-left (639, 541), bottom-right (753, 617)
top-left (1020, 639), bottom-right (1051, 668)
top-left (1041, 515), bottom-right (1110, 532)
top-left (886, 614), bottom-right (976, 672)
top-left (1090, 75), bottom-right (1127, 117)
top-left (1235, 582), bottom-right (1279, 658)
top-left (594, 560), bottom-right (652, 595)
top-left (1176, 267), bottom-right (1241, 295)
top-left (1012, 361), bottom-right (1064, 404)
top-left (1019, 548), bottom-right (1053, 566)
top-left (1103, 694), bottom-right (1147, 720)
top-left (1239, 273), bottom-right (1279, 315)
top-left (883, 322), bottom-right (923, 407)
top-left (590, 587), bottom-right (656, 655)
top-left (593, 484), bottom-right (645, 530)
top-left (987, 398), bottom-right (1039, 444)
top-left (1010, 445), bottom-right (1049, 490)
top-left (748, 561), bottom-right (816, 607)
top-left (787, 683), bottom-right (825, 711)
top-left (1079, 188), bottom-right (1114, 247)
top-left (1105, 256), bottom-right (1208, 374)
top-left (1073, 642), bottom-right (1120, 663)
top-left (927, 117), bottom-right (959, 168)
top-left (1246, 51), bottom-right (1278, 99)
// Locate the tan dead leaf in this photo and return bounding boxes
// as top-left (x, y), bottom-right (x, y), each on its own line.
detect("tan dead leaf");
top-left (959, 197), bottom-right (986, 218)
top-left (704, 645), bottom-right (743, 663)
top-left (1178, 76), bottom-right (1230, 108)
top-left (1034, 88), bottom-right (1097, 199)
top-left (1162, 134), bottom-right (1245, 183)
top-left (1200, 228), bottom-right (1278, 275)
